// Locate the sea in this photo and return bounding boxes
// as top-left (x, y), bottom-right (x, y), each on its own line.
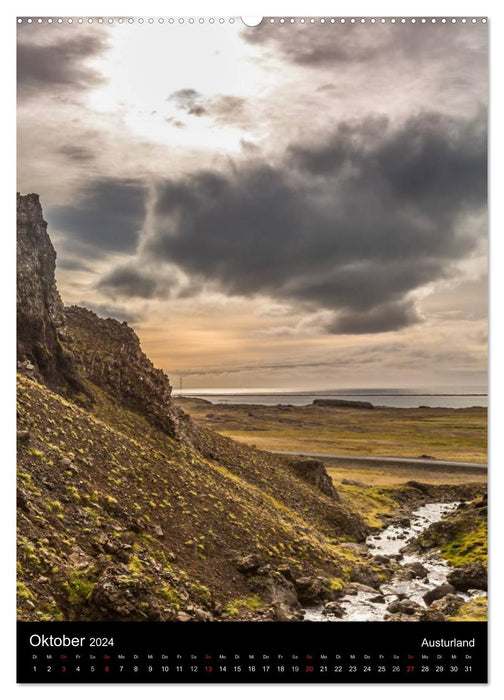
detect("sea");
top-left (172, 386), bottom-right (488, 409)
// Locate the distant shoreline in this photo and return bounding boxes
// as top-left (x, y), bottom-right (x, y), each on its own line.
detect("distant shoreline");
top-left (174, 391), bottom-right (487, 410)
top-left (175, 392), bottom-right (487, 398)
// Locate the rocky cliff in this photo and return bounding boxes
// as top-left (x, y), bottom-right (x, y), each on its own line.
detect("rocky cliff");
top-left (63, 306), bottom-right (180, 438)
top-left (16, 193), bottom-right (379, 623)
top-left (16, 193), bottom-right (86, 396)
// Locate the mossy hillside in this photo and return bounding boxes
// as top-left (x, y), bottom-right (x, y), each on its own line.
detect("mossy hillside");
top-left (439, 509), bottom-right (487, 567)
top-left (17, 373), bottom-right (371, 621)
top-left (449, 596), bottom-right (487, 622)
top-left (405, 496), bottom-right (487, 569)
top-left (85, 375), bottom-right (367, 544)
top-left (337, 484), bottom-right (400, 528)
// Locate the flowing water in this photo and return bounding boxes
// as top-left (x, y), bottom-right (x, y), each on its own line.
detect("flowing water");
top-left (304, 502), bottom-right (485, 621)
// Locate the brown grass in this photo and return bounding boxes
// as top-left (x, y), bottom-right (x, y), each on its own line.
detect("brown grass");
top-left (177, 399), bottom-right (487, 466)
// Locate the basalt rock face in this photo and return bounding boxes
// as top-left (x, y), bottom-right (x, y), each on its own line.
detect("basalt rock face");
top-left (290, 459), bottom-right (340, 500)
top-left (63, 306), bottom-right (180, 438)
top-left (16, 193), bottom-right (86, 396)
top-left (16, 193), bottom-right (182, 438)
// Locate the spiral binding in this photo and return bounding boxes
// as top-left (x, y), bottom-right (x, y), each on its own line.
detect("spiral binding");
top-left (17, 17), bottom-right (488, 26)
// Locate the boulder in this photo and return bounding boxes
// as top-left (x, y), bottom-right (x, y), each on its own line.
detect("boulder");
top-left (372, 555), bottom-right (390, 565)
top-left (175, 611), bottom-right (192, 622)
top-left (294, 576), bottom-right (333, 604)
top-left (342, 479), bottom-right (369, 488)
top-left (430, 594), bottom-right (465, 616)
top-left (265, 572), bottom-right (299, 608)
top-left (235, 553), bottom-right (262, 575)
top-left (423, 583), bottom-right (456, 605)
top-left (193, 607), bottom-right (213, 622)
top-left (344, 582), bottom-right (379, 596)
top-left (369, 594), bottom-right (386, 604)
top-left (419, 609), bottom-right (446, 621)
top-left (447, 562), bottom-right (487, 592)
top-left (386, 612), bottom-right (421, 622)
top-left (349, 565), bottom-right (381, 589)
top-left (272, 602), bottom-right (298, 621)
top-left (387, 599), bottom-right (421, 615)
top-left (407, 561), bottom-right (428, 579)
top-left (322, 601), bottom-right (345, 618)
top-left (151, 525), bottom-right (164, 538)
top-left (17, 430), bottom-right (30, 444)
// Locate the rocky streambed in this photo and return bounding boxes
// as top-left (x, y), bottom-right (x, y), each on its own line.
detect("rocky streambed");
top-left (304, 501), bottom-right (486, 622)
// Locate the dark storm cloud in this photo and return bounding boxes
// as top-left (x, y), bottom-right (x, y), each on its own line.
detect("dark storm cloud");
top-left (100, 111), bottom-right (486, 334)
top-left (242, 21), bottom-right (486, 69)
top-left (289, 111), bottom-right (487, 217)
top-left (17, 29), bottom-right (108, 98)
top-left (329, 301), bottom-right (420, 335)
top-left (97, 263), bottom-right (158, 299)
top-left (47, 179), bottom-right (146, 258)
top-left (243, 21), bottom-right (375, 66)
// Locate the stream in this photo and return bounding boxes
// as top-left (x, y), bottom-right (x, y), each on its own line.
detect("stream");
top-left (304, 501), bottom-right (485, 621)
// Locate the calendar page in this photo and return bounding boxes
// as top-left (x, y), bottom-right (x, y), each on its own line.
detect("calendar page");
top-left (16, 15), bottom-right (488, 684)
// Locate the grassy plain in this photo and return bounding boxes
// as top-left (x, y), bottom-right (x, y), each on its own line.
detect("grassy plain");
top-left (177, 399), bottom-right (487, 469)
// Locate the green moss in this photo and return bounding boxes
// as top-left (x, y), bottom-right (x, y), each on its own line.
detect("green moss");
top-left (45, 499), bottom-right (63, 514)
top-left (440, 519), bottom-right (487, 567)
top-left (128, 555), bottom-right (144, 574)
top-left (40, 600), bottom-right (64, 621)
top-left (339, 485), bottom-right (398, 528)
top-left (27, 448), bottom-right (44, 459)
top-left (65, 485), bottom-right (81, 503)
top-left (17, 581), bottom-right (34, 600)
top-left (449, 596), bottom-right (487, 621)
top-left (62, 573), bottom-right (95, 604)
top-left (328, 577), bottom-right (345, 592)
top-left (224, 594), bottom-right (264, 618)
top-left (156, 584), bottom-right (181, 608)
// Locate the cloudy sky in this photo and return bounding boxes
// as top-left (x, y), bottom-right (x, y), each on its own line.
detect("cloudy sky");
top-left (17, 18), bottom-right (487, 390)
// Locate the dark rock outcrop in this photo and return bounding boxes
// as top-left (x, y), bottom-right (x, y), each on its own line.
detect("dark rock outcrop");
top-left (349, 565), bottom-right (381, 589)
top-left (423, 583), bottom-right (456, 605)
top-left (294, 576), bottom-right (339, 604)
top-left (235, 553), bottom-right (262, 575)
top-left (289, 459), bottom-right (340, 499)
top-left (63, 306), bottom-right (180, 438)
top-left (16, 193), bottom-right (87, 396)
top-left (447, 562), bottom-right (487, 592)
top-left (313, 399), bottom-right (374, 410)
